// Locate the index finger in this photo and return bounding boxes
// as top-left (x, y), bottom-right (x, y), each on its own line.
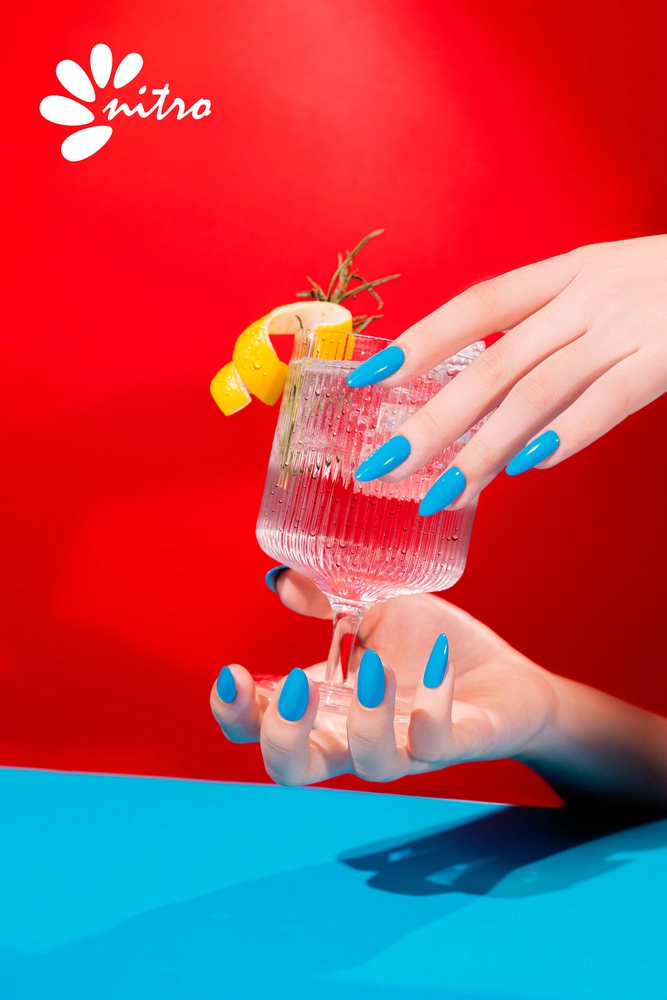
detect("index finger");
top-left (269, 567), bottom-right (332, 619)
top-left (381, 249), bottom-right (582, 387)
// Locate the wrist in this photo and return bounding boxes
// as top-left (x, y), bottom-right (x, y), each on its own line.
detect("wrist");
top-left (515, 670), bottom-right (667, 809)
top-left (515, 670), bottom-right (578, 762)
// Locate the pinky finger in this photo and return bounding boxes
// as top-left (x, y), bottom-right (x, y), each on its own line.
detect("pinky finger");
top-left (539, 351), bottom-right (667, 468)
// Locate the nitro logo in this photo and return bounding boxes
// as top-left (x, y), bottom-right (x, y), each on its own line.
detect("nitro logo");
top-left (39, 43), bottom-right (212, 162)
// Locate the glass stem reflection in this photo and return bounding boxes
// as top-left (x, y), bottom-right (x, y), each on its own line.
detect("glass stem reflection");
top-left (324, 601), bottom-right (367, 686)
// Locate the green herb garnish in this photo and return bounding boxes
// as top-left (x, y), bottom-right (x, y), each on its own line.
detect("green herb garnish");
top-left (295, 229), bottom-right (400, 335)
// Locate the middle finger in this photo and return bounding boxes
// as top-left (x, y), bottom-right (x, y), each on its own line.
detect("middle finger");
top-left (260, 670), bottom-right (349, 785)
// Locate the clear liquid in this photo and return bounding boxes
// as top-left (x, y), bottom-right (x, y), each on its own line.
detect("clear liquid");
top-left (256, 352), bottom-right (479, 605)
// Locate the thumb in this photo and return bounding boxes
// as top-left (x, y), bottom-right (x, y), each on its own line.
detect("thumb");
top-left (269, 567), bottom-right (332, 619)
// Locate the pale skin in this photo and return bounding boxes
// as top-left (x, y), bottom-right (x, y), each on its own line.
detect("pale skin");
top-left (378, 235), bottom-right (667, 505)
top-left (212, 237), bottom-right (667, 802)
top-left (211, 569), bottom-right (667, 808)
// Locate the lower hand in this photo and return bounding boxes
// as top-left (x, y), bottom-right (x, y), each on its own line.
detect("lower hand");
top-left (210, 569), bottom-right (558, 786)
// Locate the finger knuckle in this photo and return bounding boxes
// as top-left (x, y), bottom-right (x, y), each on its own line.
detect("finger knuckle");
top-left (261, 740), bottom-right (307, 786)
top-left (513, 369), bottom-right (560, 414)
top-left (414, 404), bottom-right (443, 446)
top-left (417, 320), bottom-right (443, 355)
top-left (568, 399), bottom-right (599, 437)
top-left (570, 366), bottom-right (634, 438)
top-left (466, 433), bottom-right (499, 473)
top-left (265, 766), bottom-right (305, 788)
top-left (409, 715), bottom-right (449, 763)
top-left (354, 762), bottom-right (396, 783)
top-left (349, 735), bottom-right (395, 783)
top-left (608, 368), bottom-right (635, 414)
top-left (210, 695), bottom-right (223, 723)
top-left (210, 697), bottom-right (232, 732)
top-left (261, 731), bottom-right (291, 760)
top-left (410, 740), bottom-right (446, 764)
top-left (468, 347), bottom-right (511, 391)
top-left (567, 244), bottom-right (589, 268)
top-left (212, 718), bottom-right (249, 745)
top-left (464, 278), bottom-right (501, 317)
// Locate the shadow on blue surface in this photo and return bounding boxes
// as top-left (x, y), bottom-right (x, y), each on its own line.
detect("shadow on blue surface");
top-left (341, 805), bottom-right (667, 897)
top-left (4, 806), bottom-right (666, 1000)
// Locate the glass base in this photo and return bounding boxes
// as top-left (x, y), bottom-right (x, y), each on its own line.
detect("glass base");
top-left (254, 674), bottom-right (411, 730)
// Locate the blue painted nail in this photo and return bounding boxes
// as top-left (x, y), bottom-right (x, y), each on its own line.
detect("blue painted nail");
top-left (216, 666), bottom-right (237, 703)
top-left (506, 430), bottom-right (560, 476)
top-left (423, 634), bottom-right (449, 689)
top-left (357, 649), bottom-right (385, 708)
top-left (419, 466), bottom-right (466, 517)
top-left (265, 565), bottom-right (289, 593)
top-left (346, 345), bottom-right (405, 388)
top-left (278, 668), bottom-right (310, 721)
top-left (354, 435), bottom-right (411, 482)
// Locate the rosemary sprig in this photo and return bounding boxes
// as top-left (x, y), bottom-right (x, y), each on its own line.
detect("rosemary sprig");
top-left (338, 273), bottom-right (400, 308)
top-left (352, 314), bottom-right (384, 335)
top-left (326, 229), bottom-right (385, 301)
top-left (295, 229), bottom-right (400, 326)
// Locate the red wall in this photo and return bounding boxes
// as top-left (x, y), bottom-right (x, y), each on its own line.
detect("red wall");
top-left (3, 0), bottom-right (666, 805)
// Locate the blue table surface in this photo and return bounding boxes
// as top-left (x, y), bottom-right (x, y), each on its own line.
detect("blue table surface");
top-left (0, 768), bottom-right (666, 999)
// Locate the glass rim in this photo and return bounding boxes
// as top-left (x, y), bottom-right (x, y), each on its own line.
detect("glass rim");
top-left (297, 326), bottom-right (395, 346)
top-left (294, 325), bottom-right (486, 366)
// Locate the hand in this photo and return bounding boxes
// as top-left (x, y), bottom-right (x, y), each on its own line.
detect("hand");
top-left (210, 569), bottom-right (558, 786)
top-left (351, 236), bottom-right (667, 512)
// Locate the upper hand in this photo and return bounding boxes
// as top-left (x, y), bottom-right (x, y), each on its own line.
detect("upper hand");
top-left (355, 236), bottom-right (667, 511)
top-left (210, 570), bottom-right (558, 786)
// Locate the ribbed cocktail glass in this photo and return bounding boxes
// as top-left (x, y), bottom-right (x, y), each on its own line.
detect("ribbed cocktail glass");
top-left (256, 329), bottom-right (485, 722)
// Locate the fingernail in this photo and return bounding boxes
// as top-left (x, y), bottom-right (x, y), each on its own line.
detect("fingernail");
top-left (357, 649), bottom-right (385, 708)
top-left (423, 634), bottom-right (449, 689)
top-left (216, 666), bottom-right (237, 703)
top-left (354, 435), bottom-right (411, 482)
top-left (265, 565), bottom-right (289, 593)
top-left (278, 667), bottom-right (310, 721)
top-left (505, 430), bottom-right (560, 476)
top-left (346, 345), bottom-right (405, 388)
top-left (419, 466), bottom-right (466, 517)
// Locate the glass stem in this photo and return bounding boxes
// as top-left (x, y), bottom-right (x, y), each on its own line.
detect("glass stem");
top-left (324, 601), bottom-right (365, 686)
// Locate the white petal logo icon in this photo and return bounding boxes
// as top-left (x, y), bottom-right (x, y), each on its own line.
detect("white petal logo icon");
top-left (40, 43), bottom-right (211, 162)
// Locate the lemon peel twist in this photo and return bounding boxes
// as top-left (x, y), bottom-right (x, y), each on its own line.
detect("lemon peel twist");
top-left (210, 302), bottom-right (354, 416)
top-left (210, 230), bottom-right (400, 416)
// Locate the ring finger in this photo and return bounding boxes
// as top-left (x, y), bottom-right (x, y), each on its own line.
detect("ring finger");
top-left (422, 326), bottom-right (636, 510)
top-left (379, 296), bottom-right (589, 483)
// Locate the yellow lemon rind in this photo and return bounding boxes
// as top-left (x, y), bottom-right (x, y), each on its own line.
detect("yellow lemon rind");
top-left (210, 361), bottom-right (252, 416)
top-left (212, 302), bottom-right (355, 416)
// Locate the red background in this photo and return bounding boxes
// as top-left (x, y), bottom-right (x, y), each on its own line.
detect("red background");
top-left (3, 0), bottom-right (666, 805)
